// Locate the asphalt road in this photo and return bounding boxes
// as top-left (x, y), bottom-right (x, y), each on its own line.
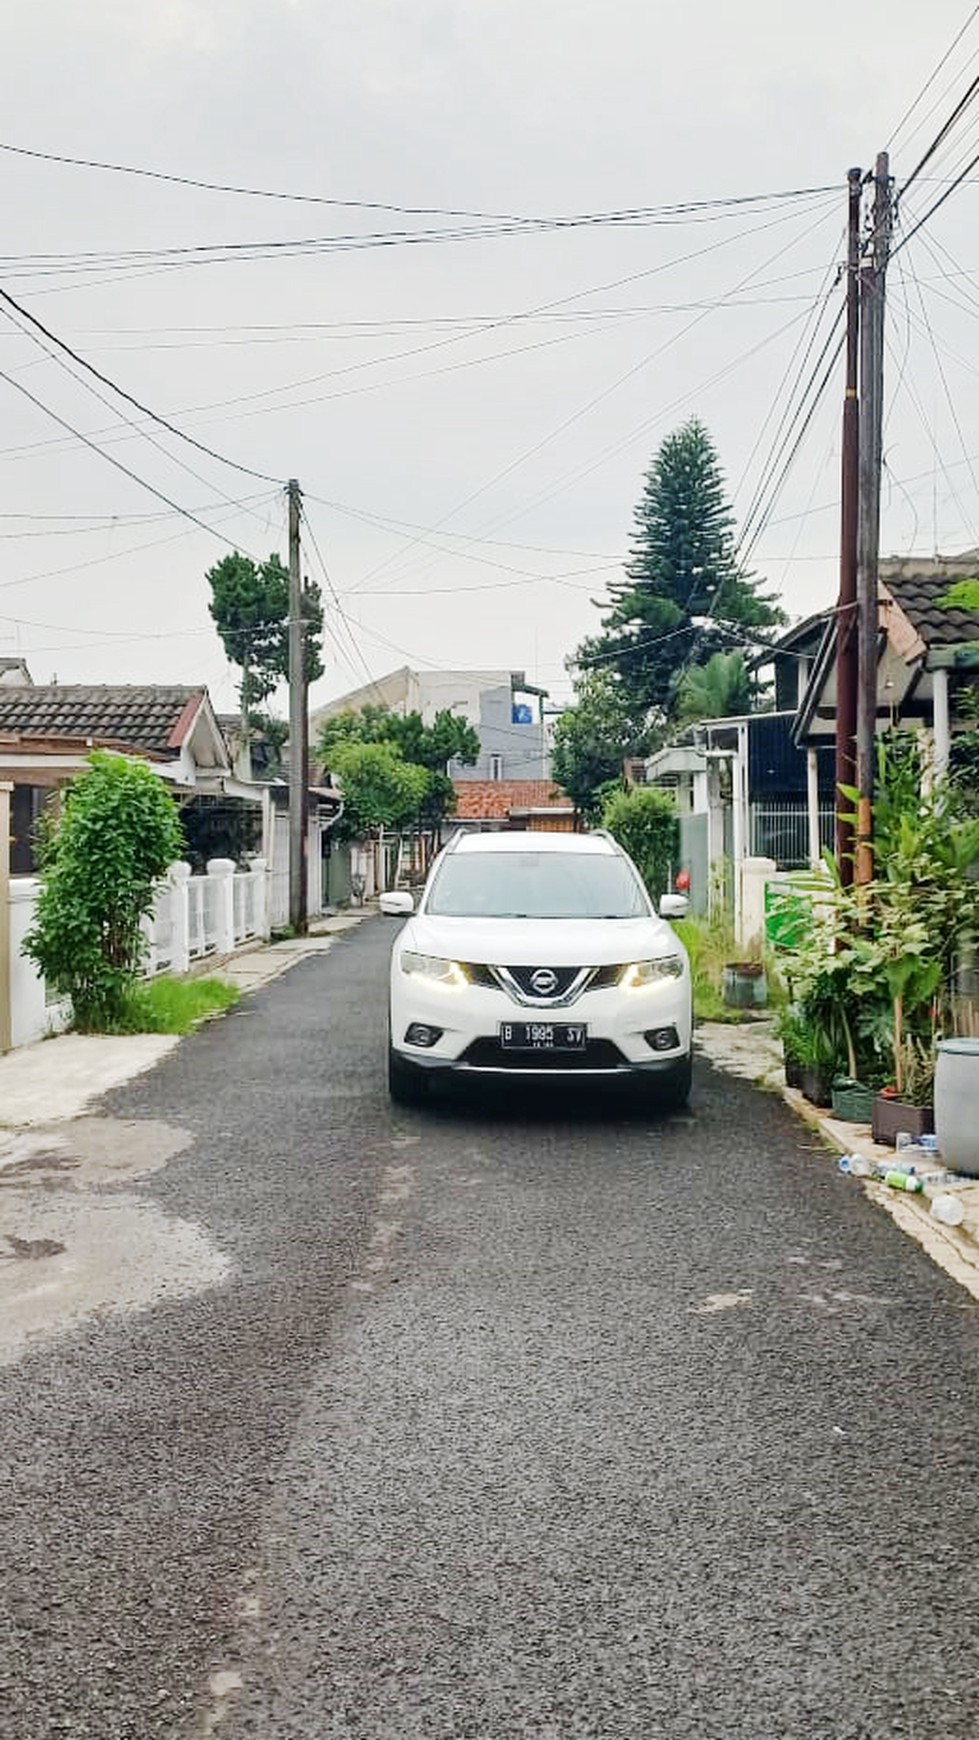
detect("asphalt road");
top-left (2, 916), bottom-right (978, 1740)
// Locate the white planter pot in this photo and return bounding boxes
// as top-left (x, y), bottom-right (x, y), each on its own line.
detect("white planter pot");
top-left (935, 1039), bottom-right (979, 1177)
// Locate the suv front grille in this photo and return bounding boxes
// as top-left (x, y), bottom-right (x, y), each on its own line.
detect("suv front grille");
top-left (462, 962), bottom-right (624, 1006)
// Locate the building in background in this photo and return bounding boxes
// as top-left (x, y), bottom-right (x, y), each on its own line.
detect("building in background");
top-left (311, 665), bottom-right (552, 782)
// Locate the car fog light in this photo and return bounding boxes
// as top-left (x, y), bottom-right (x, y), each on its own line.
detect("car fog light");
top-left (405, 1023), bottom-right (443, 1048)
top-left (645, 1025), bottom-right (679, 1052)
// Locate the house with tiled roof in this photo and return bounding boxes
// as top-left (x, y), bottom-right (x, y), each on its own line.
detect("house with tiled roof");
top-left (0, 682), bottom-right (244, 875)
top-left (450, 777), bottom-right (575, 833)
top-left (793, 554), bottom-right (979, 780)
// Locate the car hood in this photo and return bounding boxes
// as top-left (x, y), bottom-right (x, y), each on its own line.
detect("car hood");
top-left (404, 913), bottom-right (684, 967)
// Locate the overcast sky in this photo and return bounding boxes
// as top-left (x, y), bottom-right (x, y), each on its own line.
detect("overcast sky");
top-left (2, 0), bottom-right (978, 716)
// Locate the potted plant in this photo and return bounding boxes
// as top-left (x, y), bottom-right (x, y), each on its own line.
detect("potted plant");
top-left (794, 1016), bottom-right (843, 1109)
top-left (775, 1005), bottom-right (807, 1090)
top-left (722, 959), bottom-right (768, 1010)
top-left (872, 1037), bottom-right (937, 1145)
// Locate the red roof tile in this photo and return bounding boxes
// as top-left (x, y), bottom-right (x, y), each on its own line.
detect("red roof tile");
top-left (452, 779), bottom-right (571, 820)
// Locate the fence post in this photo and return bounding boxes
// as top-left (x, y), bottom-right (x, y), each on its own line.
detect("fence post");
top-left (169, 861), bottom-right (192, 975)
top-left (206, 858), bottom-right (236, 957)
top-left (0, 782), bottom-right (11, 1055)
top-left (249, 858), bottom-right (270, 939)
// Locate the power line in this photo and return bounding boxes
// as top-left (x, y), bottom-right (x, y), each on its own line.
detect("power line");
top-left (0, 283), bottom-right (283, 486)
top-left (300, 507), bottom-right (389, 704)
top-left (0, 495), bottom-right (271, 595)
top-left (0, 139), bottom-right (838, 226)
top-left (897, 75), bottom-right (979, 204)
top-left (0, 365), bottom-right (263, 558)
top-left (893, 141), bottom-right (979, 255)
top-left (344, 194), bottom-right (840, 596)
top-left (887, 6), bottom-right (979, 151)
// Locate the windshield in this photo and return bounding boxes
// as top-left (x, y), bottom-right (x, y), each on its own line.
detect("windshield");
top-left (425, 851), bottom-right (650, 919)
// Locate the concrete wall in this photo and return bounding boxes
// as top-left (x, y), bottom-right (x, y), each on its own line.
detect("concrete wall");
top-left (451, 683), bottom-right (551, 782)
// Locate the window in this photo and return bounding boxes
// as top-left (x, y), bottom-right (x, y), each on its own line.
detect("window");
top-left (489, 753), bottom-right (503, 781)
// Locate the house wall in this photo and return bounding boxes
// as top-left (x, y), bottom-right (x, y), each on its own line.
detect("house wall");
top-left (678, 813), bottom-right (709, 916)
top-left (451, 683), bottom-right (551, 782)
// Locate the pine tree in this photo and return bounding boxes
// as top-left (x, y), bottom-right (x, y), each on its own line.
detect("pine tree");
top-left (577, 418), bottom-right (783, 725)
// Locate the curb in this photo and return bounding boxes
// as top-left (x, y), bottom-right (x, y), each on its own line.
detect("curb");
top-left (780, 1083), bottom-right (979, 1303)
top-left (696, 1022), bottom-right (979, 1306)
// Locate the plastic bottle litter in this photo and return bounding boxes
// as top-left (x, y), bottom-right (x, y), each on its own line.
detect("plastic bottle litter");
top-left (883, 1169), bottom-right (925, 1193)
top-left (838, 1154), bottom-right (873, 1178)
top-left (931, 1193), bottom-right (966, 1227)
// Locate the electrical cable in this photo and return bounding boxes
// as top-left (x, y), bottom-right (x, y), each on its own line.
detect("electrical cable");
top-left (0, 365), bottom-right (262, 558)
top-left (300, 507), bottom-right (389, 703)
top-left (343, 194), bottom-right (840, 596)
top-left (887, 5), bottom-right (979, 151)
top-left (897, 76), bottom-right (979, 203)
top-left (0, 140), bottom-right (838, 224)
top-left (0, 284), bottom-right (283, 486)
top-left (892, 142), bottom-right (979, 255)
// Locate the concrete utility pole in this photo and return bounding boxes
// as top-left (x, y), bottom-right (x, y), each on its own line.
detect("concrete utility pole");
top-left (287, 478), bottom-right (308, 934)
top-left (835, 166), bottom-right (863, 882)
top-left (855, 151), bottom-right (893, 886)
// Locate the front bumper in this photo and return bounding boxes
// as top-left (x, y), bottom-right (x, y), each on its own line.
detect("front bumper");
top-left (390, 974), bottom-right (692, 1078)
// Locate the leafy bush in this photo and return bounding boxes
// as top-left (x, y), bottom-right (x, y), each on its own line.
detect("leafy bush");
top-left (601, 786), bottom-right (679, 902)
top-left (23, 753), bottom-right (184, 1031)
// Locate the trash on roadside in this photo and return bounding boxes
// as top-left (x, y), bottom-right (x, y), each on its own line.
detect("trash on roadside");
top-left (838, 1154), bottom-right (873, 1177)
top-left (930, 1193), bottom-right (967, 1228)
top-left (883, 1169), bottom-right (925, 1193)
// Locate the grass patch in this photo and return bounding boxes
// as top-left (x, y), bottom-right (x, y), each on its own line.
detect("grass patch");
top-left (674, 915), bottom-right (785, 1025)
top-left (115, 975), bottom-right (241, 1035)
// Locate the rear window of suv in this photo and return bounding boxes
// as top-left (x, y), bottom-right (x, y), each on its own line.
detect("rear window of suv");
top-left (425, 850), bottom-right (649, 919)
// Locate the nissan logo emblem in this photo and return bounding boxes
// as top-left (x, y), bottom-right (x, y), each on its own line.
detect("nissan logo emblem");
top-left (530, 968), bottom-right (559, 995)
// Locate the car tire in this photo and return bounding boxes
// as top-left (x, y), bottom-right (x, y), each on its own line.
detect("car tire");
top-left (653, 1052), bottom-right (692, 1110)
top-left (388, 1045), bottom-right (429, 1107)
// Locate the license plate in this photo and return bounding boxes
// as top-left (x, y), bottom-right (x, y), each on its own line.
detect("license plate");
top-left (499, 1022), bottom-right (587, 1051)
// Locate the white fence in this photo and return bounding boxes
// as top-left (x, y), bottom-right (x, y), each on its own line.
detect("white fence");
top-left (6, 857), bottom-right (272, 1051)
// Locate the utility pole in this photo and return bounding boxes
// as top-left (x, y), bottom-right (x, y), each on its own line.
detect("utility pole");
top-left (287, 477), bottom-right (308, 934)
top-left (835, 166), bottom-right (862, 882)
top-left (855, 151), bottom-right (893, 885)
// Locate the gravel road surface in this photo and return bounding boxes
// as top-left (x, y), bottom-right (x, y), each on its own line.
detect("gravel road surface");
top-left (1, 916), bottom-right (977, 1740)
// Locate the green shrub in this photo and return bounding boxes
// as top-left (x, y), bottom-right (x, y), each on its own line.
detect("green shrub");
top-left (23, 752), bottom-right (184, 1031)
top-left (601, 786), bottom-right (679, 903)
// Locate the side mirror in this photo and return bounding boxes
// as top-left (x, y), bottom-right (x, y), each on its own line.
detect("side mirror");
top-left (659, 893), bottom-right (689, 920)
top-left (379, 890), bottom-right (414, 917)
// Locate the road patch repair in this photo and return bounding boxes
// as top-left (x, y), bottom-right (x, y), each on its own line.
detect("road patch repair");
top-left (0, 913), bottom-right (366, 1364)
top-left (697, 1019), bottom-right (979, 1304)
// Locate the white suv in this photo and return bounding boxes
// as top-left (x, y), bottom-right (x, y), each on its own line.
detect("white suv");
top-left (382, 830), bottom-right (692, 1108)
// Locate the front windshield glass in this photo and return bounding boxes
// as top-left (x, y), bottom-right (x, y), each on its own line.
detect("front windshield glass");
top-left (425, 851), bottom-right (649, 919)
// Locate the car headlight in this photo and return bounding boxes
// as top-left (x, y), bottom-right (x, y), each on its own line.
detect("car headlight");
top-left (400, 951), bottom-right (468, 989)
top-left (619, 956), bottom-right (685, 989)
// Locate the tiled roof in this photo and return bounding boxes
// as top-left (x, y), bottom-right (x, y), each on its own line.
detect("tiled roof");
top-left (0, 685), bottom-right (205, 755)
top-left (453, 778), bottom-right (572, 820)
top-left (881, 565), bottom-right (979, 647)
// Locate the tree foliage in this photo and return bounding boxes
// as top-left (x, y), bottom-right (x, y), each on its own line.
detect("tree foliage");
top-left (551, 668), bottom-right (642, 820)
top-left (327, 741), bottom-right (430, 835)
top-left (576, 418), bottom-right (783, 727)
top-left (206, 552), bottom-right (324, 712)
top-left (601, 786), bottom-right (679, 903)
top-left (675, 650), bottom-right (753, 725)
top-left (318, 705), bottom-right (479, 833)
top-left (23, 753), bottom-right (184, 1031)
